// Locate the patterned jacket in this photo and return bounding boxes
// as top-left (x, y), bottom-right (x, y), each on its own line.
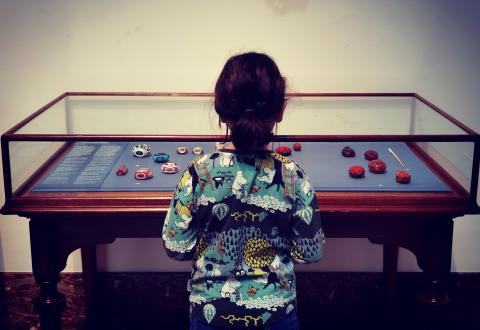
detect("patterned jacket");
top-left (162, 150), bottom-right (325, 327)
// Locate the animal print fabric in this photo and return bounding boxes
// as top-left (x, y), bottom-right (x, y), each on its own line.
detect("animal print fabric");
top-left (162, 150), bottom-right (324, 327)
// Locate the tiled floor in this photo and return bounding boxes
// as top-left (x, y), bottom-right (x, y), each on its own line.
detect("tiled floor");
top-left (1, 272), bottom-right (479, 329)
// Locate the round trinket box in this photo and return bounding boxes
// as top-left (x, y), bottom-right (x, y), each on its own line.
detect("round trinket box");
top-left (364, 150), bottom-right (379, 161)
top-left (134, 167), bottom-right (154, 180)
top-left (152, 152), bottom-right (169, 163)
top-left (176, 146), bottom-right (188, 154)
top-left (275, 146), bottom-right (292, 156)
top-left (293, 143), bottom-right (302, 151)
top-left (342, 146), bottom-right (356, 157)
top-left (348, 165), bottom-right (365, 178)
top-left (162, 162), bottom-right (179, 174)
top-left (132, 144), bottom-right (151, 158)
top-left (396, 170), bottom-right (411, 184)
top-left (116, 164), bottom-right (128, 176)
top-left (368, 159), bottom-right (387, 174)
top-left (192, 146), bottom-right (203, 155)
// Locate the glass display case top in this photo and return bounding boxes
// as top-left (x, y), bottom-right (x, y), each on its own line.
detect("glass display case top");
top-left (4, 92), bottom-right (477, 138)
top-left (1, 92), bottom-right (479, 214)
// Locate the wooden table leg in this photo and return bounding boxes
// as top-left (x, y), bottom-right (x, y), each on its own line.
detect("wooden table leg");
top-left (30, 219), bottom-right (67, 330)
top-left (383, 245), bottom-right (399, 314)
top-left (81, 246), bottom-right (97, 325)
top-left (29, 216), bottom-right (120, 330)
top-left (416, 218), bottom-right (453, 305)
top-left (371, 216), bottom-right (454, 309)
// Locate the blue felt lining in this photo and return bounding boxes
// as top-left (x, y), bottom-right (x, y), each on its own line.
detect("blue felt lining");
top-left (33, 141), bottom-right (450, 192)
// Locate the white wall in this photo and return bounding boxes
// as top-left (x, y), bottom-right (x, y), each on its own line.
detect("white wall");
top-left (0, 0), bottom-right (479, 273)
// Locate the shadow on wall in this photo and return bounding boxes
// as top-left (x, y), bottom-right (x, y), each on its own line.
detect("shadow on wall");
top-left (267, 0), bottom-right (309, 16)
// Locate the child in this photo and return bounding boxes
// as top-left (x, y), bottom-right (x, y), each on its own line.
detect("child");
top-left (162, 52), bottom-right (325, 329)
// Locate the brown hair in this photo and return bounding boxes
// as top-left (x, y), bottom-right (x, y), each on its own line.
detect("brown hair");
top-left (214, 52), bottom-right (286, 151)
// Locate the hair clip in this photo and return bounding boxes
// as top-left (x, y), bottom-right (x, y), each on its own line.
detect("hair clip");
top-left (256, 101), bottom-right (267, 110)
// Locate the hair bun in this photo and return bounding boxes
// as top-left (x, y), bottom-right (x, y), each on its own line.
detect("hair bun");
top-left (214, 52), bottom-right (285, 151)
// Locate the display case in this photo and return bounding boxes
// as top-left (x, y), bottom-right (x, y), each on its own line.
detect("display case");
top-left (2, 92), bottom-right (479, 213)
top-left (1, 92), bottom-right (479, 329)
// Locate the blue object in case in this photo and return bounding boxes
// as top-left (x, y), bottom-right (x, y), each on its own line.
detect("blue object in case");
top-left (152, 152), bottom-right (169, 163)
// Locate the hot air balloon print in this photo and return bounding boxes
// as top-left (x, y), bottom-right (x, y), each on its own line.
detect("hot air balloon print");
top-left (203, 304), bottom-right (216, 324)
top-left (294, 206), bottom-right (313, 225)
top-left (212, 203), bottom-right (229, 221)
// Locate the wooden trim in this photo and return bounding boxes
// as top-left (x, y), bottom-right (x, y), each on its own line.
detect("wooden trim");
top-left (2, 92), bottom-right (478, 216)
top-left (2, 134), bottom-right (478, 143)
top-left (64, 91), bottom-right (416, 98)
top-left (3, 190), bottom-right (477, 217)
top-left (3, 92), bottom-right (478, 143)
top-left (66, 91), bottom-right (214, 97)
top-left (471, 141), bottom-right (480, 202)
top-left (3, 140), bottom-right (476, 217)
top-left (4, 93), bottom-right (68, 135)
top-left (414, 93), bottom-right (479, 136)
top-left (1, 135), bottom-right (12, 201)
top-left (286, 92), bottom-right (416, 97)
top-left (2, 134), bottom-right (225, 142)
top-left (5, 93), bottom-right (478, 140)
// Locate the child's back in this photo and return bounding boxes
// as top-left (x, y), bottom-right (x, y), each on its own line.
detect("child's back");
top-left (162, 52), bottom-right (325, 328)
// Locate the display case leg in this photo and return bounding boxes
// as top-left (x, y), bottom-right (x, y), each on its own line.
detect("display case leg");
top-left (29, 219), bottom-right (66, 330)
top-left (33, 281), bottom-right (66, 330)
top-left (81, 246), bottom-right (100, 328)
top-left (417, 218), bottom-right (453, 306)
top-left (383, 244), bottom-right (399, 314)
